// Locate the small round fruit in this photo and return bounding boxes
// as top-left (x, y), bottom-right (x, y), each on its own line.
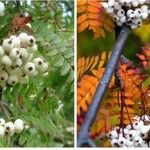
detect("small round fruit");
top-left (0, 118), bottom-right (5, 126)
top-left (19, 76), bottom-right (29, 84)
top-left (9, 48), bottom-right (21, 60)
top-left (13, 59), bottom-right (23, 68)
top-left (0, 46), bottom-right (4, 57)
top-left (0, 125), bottom-right (5, 138)
top-left (26, 35), bottom-right (35, 46)
top-left (14, 119), bottom-right (24, 133)
top-left (0, 71), bottom-right (8, 82)
top-left (2, 39), bottom-right (13, 52)
top-left (12, 37), bottom-right (21, 48)
top-left (117, 9), bottom-right (125, 17)
top-left (33, 57), bottom-right (44, 70)
top-left (5, 122), bottom-right (15, 135)
top-left (24, 62), bottom-right (36, 76)
top-left (1, 55), bottom-right (12, 66)
top-left (27, 44), bottom-right (37, 53)
top-left (19, 48), bottom-right (29, 60)
top-left (18, 32), bottom-right (28, 44)
top-left (7, 74), bottom-right (18, 85)
top-left (41, 63), bottom-right (48, 73)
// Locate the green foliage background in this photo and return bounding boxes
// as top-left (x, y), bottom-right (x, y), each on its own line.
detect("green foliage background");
top-left (0, 0), bottom-right (74, 147)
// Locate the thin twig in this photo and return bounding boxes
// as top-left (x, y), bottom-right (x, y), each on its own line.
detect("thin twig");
top-left (77, 24), bottom-right (131, 147)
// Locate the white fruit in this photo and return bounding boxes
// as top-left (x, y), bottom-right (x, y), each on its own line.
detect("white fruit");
top-left (126, 138), bottom-right (134, 147)
top-left (25, 125), bottom-right (29, 130)
top-left (12, 37), bottom-right (21, 48)
top-left (26, 35), bottom-right (35, 46)
top-left (14, 119), bottom-right (24, 133)
top-left (126, 0), bottom-right (132, 4)
top-left (20, 48), bottom-right (29, 60)
top-left (134, 9), bottom-right (142, 18)
top-left (127, 9), bottom-right (134, 17)
top-left (19, 76), bottom-right (29, 84)
top-left (111, 139), bottom-right (119, 147)
top-left (134, 18), bottom-right (142, 26)
top-left (108, 0), bottom-right (115, 7)
top-left (0, 71), bottom-right (8, 82)
top-left (133, 136), bottom-right (143, 147)
top-left (0, 46), bottom-right (4, 57)
top-left (5, 122), bottom-right (15, 135)
top-left (132, 0), bottom-right (139, 7)
top-left (7, 74), bottom-right (18, 85)
top-left (120, 16), bottom-right (126, 23)
top-left (133, 121), bottom-right (143, 130)
top-left (117, 21), bottom-right (123, 26)
top-left (106, 7), bottom-right (114, 14)
top-left (113, 15), bottom-right (120, 22)
top-left (0, 125), bottom-right (5, 138)
top-left (13, 59), bottom-right (23, 68)
top-left (9, 48), bottom-right (21, 59)
top-left (139, 0), bottom-right (147, 5)
top-left (114, 2), bottom-right (121, 10)
top-left (128, 130), bottom-right (139, 138)
top-left (117, 9), bottom-right (125, 17)
top-left (108, 130), bottom-right (118, 139)
top-left (101, 2), bottom-right (108, 9)
top-left (1, 55), bottom-right (12, 66)
top-left (0, 118), bottom-right (5, 126)
top-left (131, 24), bottom-right (138, 29)
top-left (18, 32), bottom-right (28, 44)
top-left (140, 125), bottom-right (150, 134)
top-left (28, 44), bottom-right (37, 53)
top-left (2, 39), bottom-right (13, 52)
top-left (33, 57), bottom-right (44, 70)
top-left (141, 12), bottom-right (148, 19)
top-left (0, 2), bottom-right (5, 16)
top-left (24, 62), bottom-right (36, 76)
top-left (141, 5), bottom-right (148, 12)
top-left (126, 124), bottom-right (132, 130)
top-left (118, 137), bottom-right (126, 147)
top-left (142, 141), bottom-right (148, 147)
top-left (142, 115), bottom-right (150, 122)
top-left (40, 63), bottom-right (48, 73)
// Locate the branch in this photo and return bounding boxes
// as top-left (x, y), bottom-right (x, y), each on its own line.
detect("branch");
top-left (77, 24), bottom-right (131, 147)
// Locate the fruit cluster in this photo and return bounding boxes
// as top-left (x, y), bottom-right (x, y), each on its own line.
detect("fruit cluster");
top-left (101, 0), bottom-right (150, 29)
top-left (0, 118), bottom-right (28, 138)
top-left (101, 115), bottom-right (150, 147)
top-left (0, 32), bottom-right (48, 87)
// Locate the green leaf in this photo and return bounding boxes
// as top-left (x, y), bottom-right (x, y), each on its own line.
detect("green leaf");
top-left (54, 56), bottom-right (64, 67)
top-left (19, 136), bottom-right (26, 146)
top-left (60, 62), bottom-right (71, 76)
top-left (49, 50), bottom-right (58, 56)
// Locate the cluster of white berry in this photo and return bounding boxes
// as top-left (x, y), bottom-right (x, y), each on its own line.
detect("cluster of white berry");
top-left (0, 118), bottom-right (28, 138)
top-left (102, 115), bottom-right (150, 147)
top-left (0, 32), bottom-right (48, 87)
top-left (101, 0), bottom-right (150, 29)
top-left (0, 2), bottom-right (5, 17)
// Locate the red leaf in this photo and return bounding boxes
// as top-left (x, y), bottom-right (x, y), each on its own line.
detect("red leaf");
top-left (136, 54), bottom-right (146, 60)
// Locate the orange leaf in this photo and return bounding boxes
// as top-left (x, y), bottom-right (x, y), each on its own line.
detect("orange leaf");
top-left (78, 20), bottom-right (89, 32)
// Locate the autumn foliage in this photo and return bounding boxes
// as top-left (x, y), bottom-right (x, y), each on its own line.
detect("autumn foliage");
top-left (77, 47), bottom-right (150, 139)
top-left (77, 0), bottom-right (115, 39)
